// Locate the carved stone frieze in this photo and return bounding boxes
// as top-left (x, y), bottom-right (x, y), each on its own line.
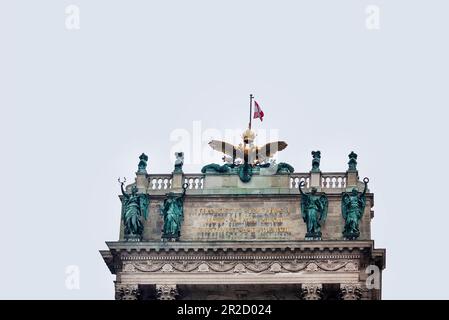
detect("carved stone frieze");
top-left (120, 260), bottom-right (359, 274)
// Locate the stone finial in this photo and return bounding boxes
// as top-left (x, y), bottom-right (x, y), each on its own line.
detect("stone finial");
top-left (137, 153), bottom-right (148, 174)
top-left (156, 284), bottom-right (179, 300)
top-left (347, 151), bottom-right (358, 172)
top-left (311, 151), bottom-right (321, 173)
top-left (173, 152), bottom-right (184, 174)
top-left (301, 284), bottom-right (323, 300)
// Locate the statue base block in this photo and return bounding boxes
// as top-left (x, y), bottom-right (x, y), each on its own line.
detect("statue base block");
top-left (305, 232), bottom-right (322, 241)
top-left (125, 234), bottom-right (142, 242)
top-left (161, 234), bottom-right (179, 242)
top-left (343, 232), bottom-right (360, 241)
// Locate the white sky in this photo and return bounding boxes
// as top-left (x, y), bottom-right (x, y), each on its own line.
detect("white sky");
top-left (1, 0), bottom-right (448, 299)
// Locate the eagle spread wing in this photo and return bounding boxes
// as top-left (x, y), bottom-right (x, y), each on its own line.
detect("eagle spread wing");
top-left (209, 140), bottom-right (244, 159)
top-left (256, 141), bottom-right (288, 162)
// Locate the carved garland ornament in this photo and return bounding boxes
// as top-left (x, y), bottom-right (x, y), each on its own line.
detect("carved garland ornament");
top-left (122, 260), bottom-right (359, 274)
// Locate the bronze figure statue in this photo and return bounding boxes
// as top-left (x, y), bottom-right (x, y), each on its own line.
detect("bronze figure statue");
top-left (299, 181), bottom-right (328, 240)
top-left (341, 177), bottom-right (369, 240)
top-left (119, 178), bottom-right (149, 241)
top-left (160, 183), bottom-right (189, 241)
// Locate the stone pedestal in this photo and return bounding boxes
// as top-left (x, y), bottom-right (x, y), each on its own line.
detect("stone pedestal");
top-left (171, 172), bottom-right (183, 191)
top-left (310, 171), bottom-right (321, 189)
top-left (346, 170), bottom-right (359, 188)
top-left (135, 172), bottom-right (148, 193)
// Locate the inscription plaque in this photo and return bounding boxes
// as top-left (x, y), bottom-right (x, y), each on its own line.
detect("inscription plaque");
top-left (181, 203), bottom-right (302, 240)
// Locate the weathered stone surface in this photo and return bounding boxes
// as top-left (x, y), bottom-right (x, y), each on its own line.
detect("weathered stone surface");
top-left (128, 193), bottom-right (373, 241)
top-left (105, 168), bottom-right (385, 300)
top-left (181, 197), bottom-right (301, 241)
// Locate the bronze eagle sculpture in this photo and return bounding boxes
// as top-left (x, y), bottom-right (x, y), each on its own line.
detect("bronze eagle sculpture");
top-left (208, 129), bottom-right (288, 166)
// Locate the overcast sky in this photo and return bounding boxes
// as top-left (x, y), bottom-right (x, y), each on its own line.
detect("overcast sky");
top-left (1, 0), bottom-right (448, 299)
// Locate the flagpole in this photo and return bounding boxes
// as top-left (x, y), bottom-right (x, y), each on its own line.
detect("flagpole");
top-left (249, 94), bottom-right (254, 130)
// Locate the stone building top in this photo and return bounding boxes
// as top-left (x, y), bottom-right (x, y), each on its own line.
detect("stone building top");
top-left (100, 99), bottom-right (386, 300)
top-left (118, 148), bottom-right (374, 243)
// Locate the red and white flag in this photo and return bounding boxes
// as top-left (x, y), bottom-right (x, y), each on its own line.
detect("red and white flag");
top-left (253, 100), bottom-right (264, 122)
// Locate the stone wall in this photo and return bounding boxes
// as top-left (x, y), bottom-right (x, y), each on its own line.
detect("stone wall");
top-left (120, 193), bottom-right (373, 241)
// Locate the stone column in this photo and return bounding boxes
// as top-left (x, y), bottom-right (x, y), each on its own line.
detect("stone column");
top-left (301, 284), bottom-right (323, 300)
top-left (339, 283), bottom-right (362, 300)
top-left (156, 284), bottom-right (179, 300)
top-left (115, 283), bottom-right (140, 300)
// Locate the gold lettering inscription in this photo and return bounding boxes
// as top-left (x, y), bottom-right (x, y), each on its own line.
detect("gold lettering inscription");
top-left (187, 207), bottom-right (294, 240)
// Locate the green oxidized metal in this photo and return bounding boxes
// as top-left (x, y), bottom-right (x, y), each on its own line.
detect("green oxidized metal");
top-left (137, 153), bottom-right (148, 173)
top-left (341, 177), bottom-right (369, 240)
top-left (160, 184), bottom-right (188, 241)
top-left (299, 181), bottom-right (328, 240)
top-left (120, 184), bottom-right (149, 241)
top-left (276, 162), bottom-right (295, 174)
top-left (173, 152), bottom-right (184, 174)
top-left (311, 151), bottom-right (321, 173)
top-left (238, 163), bottom-right (253, 183)
top-left (201, 163), bottom-right (232, 174)
top-left (348, 151), bottom-right (358, 171)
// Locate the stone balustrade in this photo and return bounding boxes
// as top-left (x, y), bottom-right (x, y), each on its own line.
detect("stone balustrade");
top-left (184, 175), bottom-right (204, 190)
top-left (144, 170), bottom-right (357, 195)
top-left (290, 174), bottom-right (310, 189)
top-left (148, 175), bottom-right (172, 190)
top-left (321, 173), bottom-right (347, 189)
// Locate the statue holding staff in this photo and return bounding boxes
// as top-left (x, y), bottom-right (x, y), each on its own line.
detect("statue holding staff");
top-left (119, 178), bottom-right (149, 241)
top-left (299, 181), bottom-right (328, 240)
top-left (160, 183), bottom-right (189, 241)
top-left (341, 177), bottom-right (369, 240)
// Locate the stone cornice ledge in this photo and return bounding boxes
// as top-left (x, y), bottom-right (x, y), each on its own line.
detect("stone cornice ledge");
top-left (105, 240), bottom-right (381, 254)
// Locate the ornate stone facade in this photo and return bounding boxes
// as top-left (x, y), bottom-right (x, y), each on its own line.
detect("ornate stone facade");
top-left (100, 150), bottom-right (386, 300)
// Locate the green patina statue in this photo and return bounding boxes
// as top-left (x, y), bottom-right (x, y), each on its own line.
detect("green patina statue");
top-left (160, 183), bottom-right (188, 241)
top-left (341, 177), bottom-right (369, 240)
top-left (238, 163), bottom-right (253, 183)
top-left (138, 153), bottom-right (148, 173)
top-left (299, 181), bottom-right (328, 240)
top-left (173, 152), bottom-right (184, 174)
top-left (119, 179), bottom-right (149, 241)
top-left (276, 162), bottom-right (295, 174)
top-left (201, 163), bottom-right (233, 174)
top-left (311, 151), bottom-right (321, 172)
top-left (348, 151), bottom-right (358, 171)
